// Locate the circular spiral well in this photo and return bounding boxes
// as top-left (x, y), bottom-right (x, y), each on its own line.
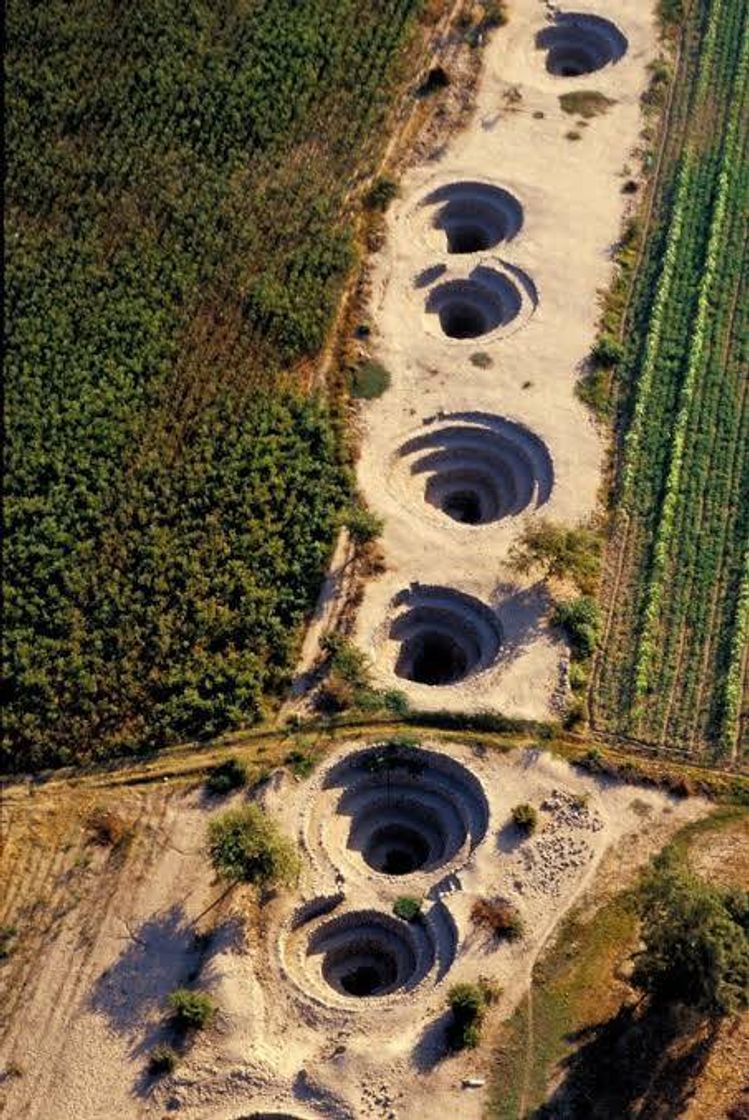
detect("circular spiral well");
top-left (387, 585), bottom-right (502, 686)
top-left (392, 412), bottom-right (554, 526)
top-left (306, 912), bottom-right (421, 999)
top-left (319, 744), bottom-right (489, 880)
top-left (421, 181), bottom-right (524, 254)
top-left (535, 13), bottom-right (628, 77)
top-left (423, 264), bottom-right (535, 341)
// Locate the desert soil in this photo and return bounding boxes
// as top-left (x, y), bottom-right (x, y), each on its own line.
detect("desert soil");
top-left (350, 0), bottom-right (656, 718)
top-left (0, 741), bottom-right (708, 1120)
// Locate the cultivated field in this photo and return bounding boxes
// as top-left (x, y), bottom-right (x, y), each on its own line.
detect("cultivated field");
top-left (594, 0), bottom-right (749, 763)
top-left (4, 0), bottom-right (431, 773)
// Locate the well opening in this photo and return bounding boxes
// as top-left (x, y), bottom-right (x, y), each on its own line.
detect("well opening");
top-left (441, 488), bottom-right (483, 524)
top-left (447, 225), bottom-right (491, 254)
top-left (364, 823), bottom-right (431, 875)
top-left (398, 631), bottom-right (470, 685)
top-left (440, 301), bottom-right (487, 339)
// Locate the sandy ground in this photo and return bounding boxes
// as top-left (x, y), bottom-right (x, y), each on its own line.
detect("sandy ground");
top-left (0, 743), bottom-right (707, 1120)
top-left (353, 0), bottom-right (657, 718)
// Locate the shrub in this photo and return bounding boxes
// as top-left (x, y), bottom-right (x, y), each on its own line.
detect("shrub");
top-left (382, 689), bottom-right (410, 716)
top-left (85, 807), bottom-right (133, 849)
top-left (364, 176), bottom-right (398, 212)
top-left (632, 849), bottom-right (749, 1016)
top-left (285, 748), bottom-right (315, 778)
top-left (393, 896), bottom-right (422, 922)
top-left (511, 803), bottom-right (538, 834)
top-left (419, 66), bottom-right (450, 95)
top-left (480, 0), bottom-right (508, 28)
top-left (351, 360), bottom-right (391, 400)
top-left (318, 635), bottom-right (374, 713)
top-left (447, 983), bottom-right (488, 1050)
top-left (591, 334), bottom-right (624, 368)
top-left (470, 351), bottom-right (493, 368)
top-left (344, 501), bottom-right (384, 546)
top-left (576, 366), bottom-right (612, 418)
top-left (471, 897), bottom-right (524, 941)
top-left (207, 804), bottom-right (300, 890)
top-left (559, 91), bottom-right (615, 118)
top-left (0, 924), bottom-right (18, 959)
top-left (168, 989), bottom-right (216, 1030)
top-left (552, 596), bottom-right (603, 660)
top-left (205, 757), bottom-right (247, 795)
top-left (149, 1044), bottom-right (179, 1074)
top-left (509, 519), bottom-right (601, 595)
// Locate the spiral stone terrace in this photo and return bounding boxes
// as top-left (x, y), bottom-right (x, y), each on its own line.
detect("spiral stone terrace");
top-left (385, 585), bottom-right (503, 687)
top-left (536, 12), bottom-right (628, 77)
top-left (319, 743), bottom-right (489, 879)
top-left (390, 412), bottom-right (554, 526)
top-left (420, 181), bottom-right (524, 254)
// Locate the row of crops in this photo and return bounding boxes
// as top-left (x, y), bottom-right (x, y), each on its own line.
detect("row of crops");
top-left (4, 0), bottom-right (424, 771)
top-left (594, 0), bottom-right (749, 761)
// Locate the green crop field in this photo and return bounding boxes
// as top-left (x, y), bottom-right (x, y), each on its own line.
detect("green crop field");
top-left (594, 0), bottom-right (749, 763)
top-left (3, 0), bottom-right (425, 772)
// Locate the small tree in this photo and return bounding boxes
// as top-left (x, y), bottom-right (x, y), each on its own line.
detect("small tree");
top-left (207, 805), bottom-right (300, 890)
top-left (509, 519), bottom-right (601, 595)
top-left (168, 988), bottom-right (216, 1030)
top-left (511, 803), bottom-right (538, 835)
top-left (447, 983), bottom-right (487, 1050)
top-left (632, 849), bottom-right (749, 1016)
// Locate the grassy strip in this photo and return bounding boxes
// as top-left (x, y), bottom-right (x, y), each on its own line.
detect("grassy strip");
top-left (488, 894), bottom-right (638, 1119)
top-left (487, 806), bottom-right (748, 1118)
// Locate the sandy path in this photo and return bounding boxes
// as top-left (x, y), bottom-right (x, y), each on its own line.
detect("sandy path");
top-left (354, 0), bottom-right (657, 719)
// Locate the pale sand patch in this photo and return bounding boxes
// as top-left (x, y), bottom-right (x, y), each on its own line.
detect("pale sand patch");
top-left (353, 0), bottom-right (657, 720)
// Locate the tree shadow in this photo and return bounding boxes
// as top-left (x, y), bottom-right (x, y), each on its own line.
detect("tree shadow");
top-left (89, 904), bottom-right (243, 1097)
top-left (531, 1001), bottom-right (721, 1119)
top-left (412, 1010), bottom-right (452, 1072)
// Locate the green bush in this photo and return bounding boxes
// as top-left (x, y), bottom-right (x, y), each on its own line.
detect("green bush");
top-left (344, 501), bottom-right (384, 546)
top-left (393, 896), bottom-right (422, 922)
top-left (511, 803), bottom-right (538, 834)
top-left (149, 1044), bottom-right (180, 1074)
top-left (205, 757), bottom-right (247, 795)
top-left (447, 983), bottom-right (488, 1050)
top-left (552, 596), bottom-right (603, 661)
top-left (168, 989), bottom-right (216, 1030)
top-left (207, 804), bottom-right (300, 889)
top-left (351, 360), bottom-right (391, 400)
top-left (591, 334), bottom-right (624, 368)
top-left (285, 748), bottom-right (315, 778)
top-left (364, 177), bottom-right (398, 212)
